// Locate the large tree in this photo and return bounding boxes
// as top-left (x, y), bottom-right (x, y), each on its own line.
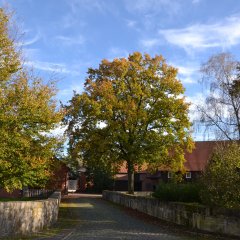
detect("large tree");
top-left (64, 52), bottom-right (193, 194)
top-left (198, 53), bottom-right (240, 140)
top-left (0, 8), bottom-right (63, 192)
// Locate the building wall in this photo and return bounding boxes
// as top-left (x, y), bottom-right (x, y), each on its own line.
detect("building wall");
top-left (78, 174), bottom-right (87, 192)
top-left (114, 180), bottom-right (142, 191)
top-left (0, 191), bottom-right (61, 237)
top-left (114, 173), bottom-right (143, 191)
top-left (115, 171), bottom-right (202, 192)
top-left (47, 163), bottom-right (69, 194)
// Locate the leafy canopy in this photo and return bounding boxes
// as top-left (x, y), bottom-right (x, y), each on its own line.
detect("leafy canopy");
top-left (0, 8), bottom-right (63, 192)
top-left (200, 142), bottom-right (240, 209)
top-left (65, 52), bottom-right (193, 193)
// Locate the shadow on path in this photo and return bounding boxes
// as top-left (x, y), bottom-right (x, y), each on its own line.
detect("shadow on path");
top-left (32, 194), bottom-right (228, 240)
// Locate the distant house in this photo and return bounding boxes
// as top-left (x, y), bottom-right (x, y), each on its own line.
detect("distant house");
top-left (114, 141), bottom-right (222, 192)
top-left (47, 161), bottom-right (69, 194)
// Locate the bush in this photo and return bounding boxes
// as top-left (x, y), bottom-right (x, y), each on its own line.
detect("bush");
top-left (200, 142), bottom-right (240, 209)
top-left (153, 183), bottom-right (201, 203)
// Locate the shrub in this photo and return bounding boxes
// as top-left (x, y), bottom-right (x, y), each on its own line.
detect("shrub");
top-left (200, 142), bottom-right (240, 209)
top-left (153, 182), bottom-right (201, 203)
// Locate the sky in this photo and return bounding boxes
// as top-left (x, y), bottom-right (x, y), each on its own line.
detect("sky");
top-left (1, 0), bottom-right (240, 140)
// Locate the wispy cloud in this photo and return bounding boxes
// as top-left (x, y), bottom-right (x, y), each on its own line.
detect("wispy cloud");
top-left (124, 0), bottom-right (181, 16)
top-left (170, 62), bottom-right (199, 84)
top-left (24, 60), bottom-right (81, 76)
top-left (108, 47), bottom-right (129, 59)
top-left (55, 35), bottom-right (85, 46)
top-left (177, 65), bottom-right (198, 84)
top-left (22, 48), bottom-right (40, 59)
top-left (126, 19), bottom-right (137, 28)
top-left (23, 33), bottom-right (40, 46)
top-left (61, 14), bottom-right (86, 29)
top-left (58, 83), bottom-right (83, 97)
top-left (186, 93), bottom-right (205, 121)
top-left (16, 32), bottom-right (41, 47)
top-left (66, 0), bottom-right (114, 15)
top-left (139, 38), bottom-right (160, 49)
top-left (159, 15), bottom-right (240, 52)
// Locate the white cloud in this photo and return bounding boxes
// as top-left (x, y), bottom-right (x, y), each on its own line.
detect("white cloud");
top-left (108, 47), bottom-right (129, 59)
top-left (66, 0), bottom-right (114, 15)
top-left (126, 19), bottom-right (137, 28)
top-left (61, 13), bottom-right (86, 29)
top-left (124, 0), bottom-right (180, 16)
top-left (23, 33), bottom-right (40, 46)
top-left (22, 48), bottom-right (40, 59)
top-left (159, 15), bottom-right (240, 52)
top-left (50, 125), bottom-right (67, 137)
top-left (177, 66), bottom-right (198, 84)
top-left (139, 38), bottom-right (160, 49)
top-left (58, 84), bottom-right (83, 97)
top-left (15, 32), bottom-right (41, 47)
top-left (186, 93), bottom-right (204, 110)
top-left (55, 35), bottom-right (85, 46)
top-left (170, 62), bottom-right (199, 84)
top-left (185, 93), bottom-right (205, 135)
top-left (24, 60), bottom-right (81, 76)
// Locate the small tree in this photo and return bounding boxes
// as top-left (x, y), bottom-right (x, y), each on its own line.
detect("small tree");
top-left (200, 142), bottom-right (240, 209)
top-left (64, 52), bottom-right (193, 194)
top-left (0, 8), bottom-right (63, 192)
top-left (85, 164), bottom-right (114, 193)
top-left (198, 53), bottom-right (240, 140)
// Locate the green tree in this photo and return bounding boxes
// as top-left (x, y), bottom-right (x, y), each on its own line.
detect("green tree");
top-left (0, 8), bottom-right (20, 82)
top-left (0, 8), bottom-right (63, 192)
top-left (64, 52), bottom-right (193, 194)
top-left (200, 142), bottom-right (240, 209)
top-left (85, 163), bottom-right (114, 193)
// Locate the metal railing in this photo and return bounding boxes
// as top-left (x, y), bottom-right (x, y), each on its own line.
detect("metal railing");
top-left (22, 189), bottom-right (54, 198)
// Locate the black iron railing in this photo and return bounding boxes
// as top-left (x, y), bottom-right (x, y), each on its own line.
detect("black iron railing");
top-left (22, 189), bottom-right (54, 199)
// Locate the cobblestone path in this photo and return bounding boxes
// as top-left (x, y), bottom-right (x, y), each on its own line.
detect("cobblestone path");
top-left (35, 194), bottom-right (225, 240)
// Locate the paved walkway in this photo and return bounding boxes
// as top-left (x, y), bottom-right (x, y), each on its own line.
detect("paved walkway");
top-left (35, 194), bottom-right (224, 240)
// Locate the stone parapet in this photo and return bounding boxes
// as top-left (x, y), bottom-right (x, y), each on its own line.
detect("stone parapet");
top-left (0, 191), bottom-right (61, 237)
top-left (103, 190), bottom-right (240, 238)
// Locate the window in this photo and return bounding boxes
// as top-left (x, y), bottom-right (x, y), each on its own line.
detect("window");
top-left (186, 172), bottom-right (192, 179)
top-left (168, 172), bottom-right (173, 178)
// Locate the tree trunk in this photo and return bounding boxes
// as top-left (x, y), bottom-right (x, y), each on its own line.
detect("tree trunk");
top-left (127, 161), bottom-right (134, 194)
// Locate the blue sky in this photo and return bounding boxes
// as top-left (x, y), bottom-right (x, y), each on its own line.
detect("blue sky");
top-left (2, 0), bottom-right (240, 139)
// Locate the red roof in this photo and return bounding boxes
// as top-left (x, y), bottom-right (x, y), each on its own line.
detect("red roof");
top-left (184, 141), bottom-right (218, 171)
top-left (118, 141), bottom-right (226, 173)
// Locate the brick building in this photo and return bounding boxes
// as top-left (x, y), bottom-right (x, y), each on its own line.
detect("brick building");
top-left (114, 141), bottom-right (223, 191)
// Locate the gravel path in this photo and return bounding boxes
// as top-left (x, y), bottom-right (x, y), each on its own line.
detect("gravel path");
top-left (35, 194), bottom-right (226, 240)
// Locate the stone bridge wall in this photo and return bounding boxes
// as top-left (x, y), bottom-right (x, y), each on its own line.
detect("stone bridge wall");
top-left (103, 190), bottom-right (240, 238)
top-left (0, 191), bottom-right (61, 237)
